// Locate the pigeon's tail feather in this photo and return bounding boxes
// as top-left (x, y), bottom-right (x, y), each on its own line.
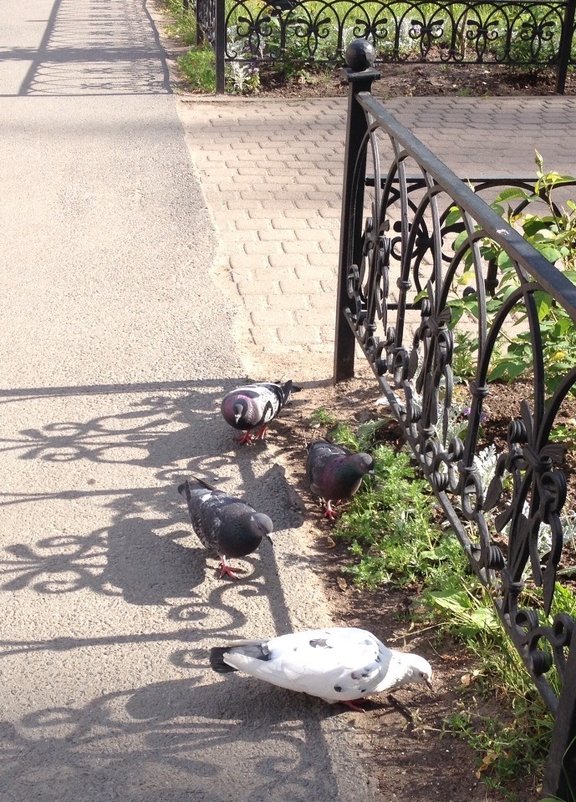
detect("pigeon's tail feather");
top-left (270, 379), bottom-right (295, 406)
top-left (210, 640), bottom-right (271, 673)
top-left (210, 647), bottom-right (238, 674)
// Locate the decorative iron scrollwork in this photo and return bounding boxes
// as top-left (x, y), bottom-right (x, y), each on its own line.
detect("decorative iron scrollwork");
top-left (336, 66), bottom-right (576, 760)
top-left (205, 0), bottom-right (572, 68)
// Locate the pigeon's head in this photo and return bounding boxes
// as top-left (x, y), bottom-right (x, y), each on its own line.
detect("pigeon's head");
top-left (221, 393), bottom-right (250, 428)
top-left (253, 512), bottom-right (274, 538)
top-left (406, 654), bottom-right (433, 690)
top-left (349, 452), bottom-right (375, 477)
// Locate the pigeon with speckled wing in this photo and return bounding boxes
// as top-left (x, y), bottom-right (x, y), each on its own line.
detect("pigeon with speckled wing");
top-left (210, 627), bottom-right (432, 709)
top-left (220, 380), bottom-right (295, 443)
top-left (306, 439), bottom-right (374, 518)
top-left (178, 477), bottom-right (273, 579)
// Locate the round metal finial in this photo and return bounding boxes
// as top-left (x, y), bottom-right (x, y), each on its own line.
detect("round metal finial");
top-left (345, 39), bottom-right (376, 72)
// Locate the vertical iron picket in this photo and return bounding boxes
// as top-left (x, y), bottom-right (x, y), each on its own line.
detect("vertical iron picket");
top-left (334, 43), bottom-right (380, 381)
top-left (557, 0), bottom-right (576, 92)
top-left (215, 0), bottom-right (225, 94)
top-left (543, 639), bottom-right (576, 798)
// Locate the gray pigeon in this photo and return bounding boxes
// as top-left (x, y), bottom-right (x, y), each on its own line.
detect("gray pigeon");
top-left (220, 380), bottom-right (295, 443)
top-left (306, 439), bottom-right (374, 518)
top-left (178, 477), bottom-right (274, 579)
top-left (210, 627), bottom-right (432, 710)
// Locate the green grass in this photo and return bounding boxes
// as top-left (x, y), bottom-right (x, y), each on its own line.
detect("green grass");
top-left (331, 426), bottom-right (463, 588)
top-left (319, 414), bottom-right (574, 800)
top-left (178, 47), bottom-right (216, 92)
top-left (160, 0), bottom-right (216, 92)
top-left (308, 407), bottom-right (339, 428)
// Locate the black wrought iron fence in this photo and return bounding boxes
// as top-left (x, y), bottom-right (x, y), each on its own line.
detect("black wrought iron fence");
top-left (334, 40), bottom-right (576, 799)
top-left (189, 0), bottom-right (576, 92)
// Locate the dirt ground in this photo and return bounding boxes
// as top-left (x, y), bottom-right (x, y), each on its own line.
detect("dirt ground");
top-left (256, 60), bottom-right (576, 99)
top-left (267, 377), bottom-right (552, 802)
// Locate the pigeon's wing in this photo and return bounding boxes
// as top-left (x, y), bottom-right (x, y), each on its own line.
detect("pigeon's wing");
top-left (179, 480), bottom-right (239, 552)
top-left (223, 627), bottom-right (392, 702)
top-left (255, 384), bottom-right (283, 424)
top-left (306, 441), bottom-right (348, 495)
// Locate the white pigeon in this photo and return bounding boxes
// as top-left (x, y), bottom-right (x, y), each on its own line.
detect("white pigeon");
top-left (209, 627), bottom-right (432, 708)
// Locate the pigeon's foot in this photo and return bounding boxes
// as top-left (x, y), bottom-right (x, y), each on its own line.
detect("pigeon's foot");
top-left (218, 560), bottom-right (240, 580)
top-left (341, 699), bottom-right (367, 712)
top-left (234, 430), bottom-right (254, 445)
top-left (234, 426), bottom-right (268, 445)
top-left (322, 500), bottom-right (339, 520)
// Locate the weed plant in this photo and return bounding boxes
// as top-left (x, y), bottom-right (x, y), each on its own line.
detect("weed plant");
top-left (162, 0), bottom-right (197, 45)
top-left (161, 0), bottom-right (216, 91)
top-left (332, 421), bottom-right (463, 588)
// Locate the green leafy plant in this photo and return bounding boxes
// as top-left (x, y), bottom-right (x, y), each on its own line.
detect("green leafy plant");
top-left (331, 423), bottom-right (463, 588)
top-left (308, 407), bottom-right (338, 428)
top-left (448, 154), bottom-right (576, 394)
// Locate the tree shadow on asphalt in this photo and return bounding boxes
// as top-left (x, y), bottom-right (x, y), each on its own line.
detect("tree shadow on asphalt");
top-left (0, 675), bottom-right (349, 802)
top-left (0, 376), bottom-right (347, 800)
top-left (0, 377), bottom-right (304, 602)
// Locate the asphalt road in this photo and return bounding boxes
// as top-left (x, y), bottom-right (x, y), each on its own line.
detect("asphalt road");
top-left (0, 2), bottom-right (377, 800)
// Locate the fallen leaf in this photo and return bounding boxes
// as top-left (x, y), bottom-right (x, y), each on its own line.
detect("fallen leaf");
top-left (336, 576), bottom-right (348, 592)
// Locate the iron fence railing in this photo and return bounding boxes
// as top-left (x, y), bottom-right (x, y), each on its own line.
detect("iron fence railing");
top-left (189, 0), bottom-right (576, 92)
top-left (334, 39), bottom-right (576, 799)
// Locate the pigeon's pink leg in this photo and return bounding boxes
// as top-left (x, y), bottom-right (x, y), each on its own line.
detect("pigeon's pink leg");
top-left (322, 500), bottom-right (339, 520)
top-left (341, 699), bottom-right (367, 712)
top-left (235, 430), bottom-right (254, 445)
top-left (255, 424), bottom-right (268, 440)
top-left (218, 558), bottom-right (240, 579)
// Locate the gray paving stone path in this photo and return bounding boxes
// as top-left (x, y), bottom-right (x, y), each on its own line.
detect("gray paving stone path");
top-left (177, 93), bottom-right (576, 381)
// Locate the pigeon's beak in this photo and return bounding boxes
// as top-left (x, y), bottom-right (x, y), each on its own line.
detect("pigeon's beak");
top-left (425, 677), bottom-right (433, 691)
top-left (265, 533), bottom-right (275, 546)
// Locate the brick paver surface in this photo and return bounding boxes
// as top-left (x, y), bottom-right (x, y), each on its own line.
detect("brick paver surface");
top-left (178, 95), bottom-right (576, 381)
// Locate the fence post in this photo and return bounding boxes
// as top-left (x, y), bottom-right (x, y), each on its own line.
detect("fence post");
top-left (215, 0), bottom-right (226, 93)
top-left (333, 41), bottom-right (380, 382)
top-left (556, 0), bottom-right (576, 93)
top-left (542, 637), bottom-right (576, 799)
top-left (195, 2), bottom-right (204, 47)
